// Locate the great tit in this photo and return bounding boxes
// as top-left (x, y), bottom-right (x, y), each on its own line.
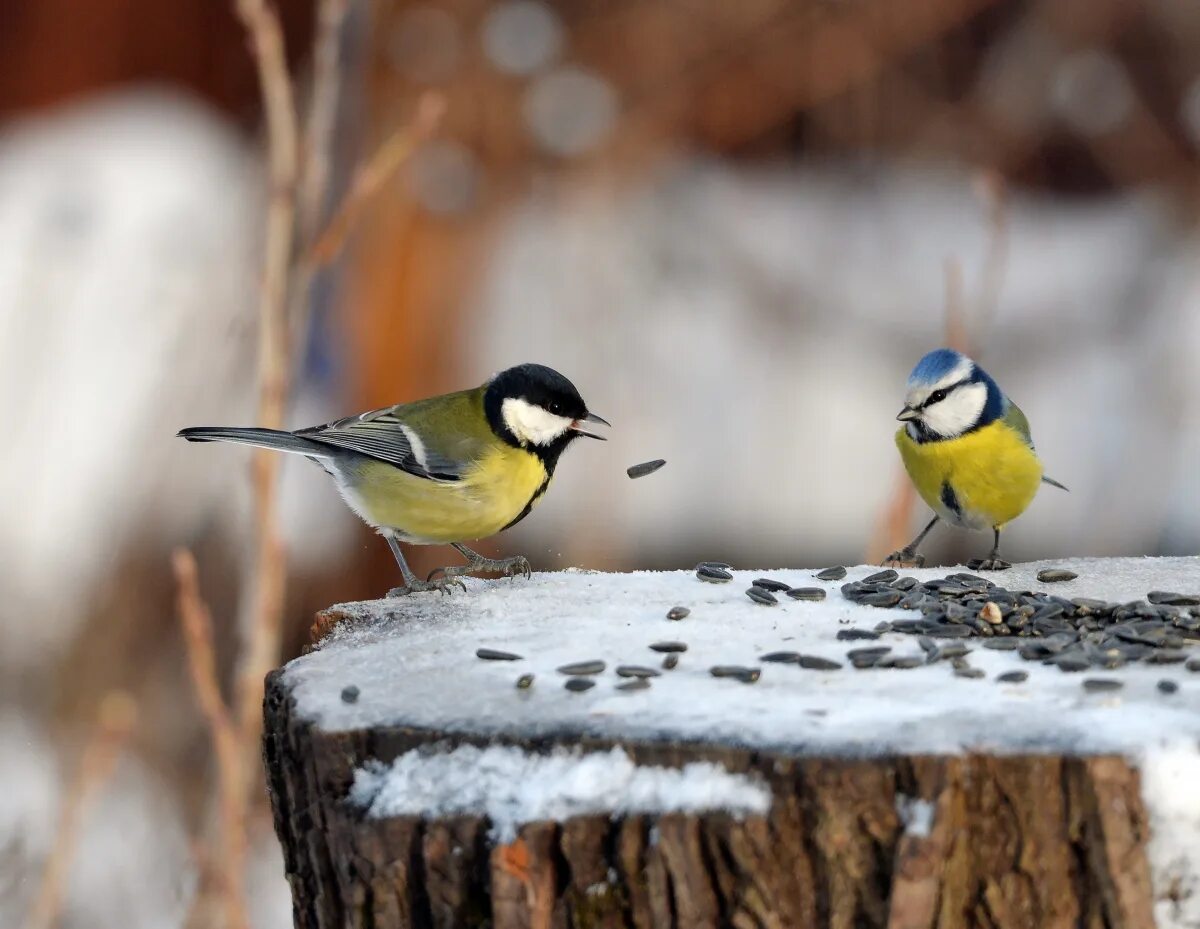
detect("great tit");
top-left (179, 363), bottom-right (608, 594)
top-left (887, 348), bottom-right (1067, 570)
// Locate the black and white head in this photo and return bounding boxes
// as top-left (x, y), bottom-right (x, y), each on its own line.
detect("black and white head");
top-left (484, 364), bottom-right (609, 459)
top-left (897, 348), bottom-right (1005, 442)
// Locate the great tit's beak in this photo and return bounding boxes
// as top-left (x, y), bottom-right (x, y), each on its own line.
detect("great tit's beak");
top-left (896, 406), bottom-right (920, 422)
top-left (571, 412), bottom-right (610, 440)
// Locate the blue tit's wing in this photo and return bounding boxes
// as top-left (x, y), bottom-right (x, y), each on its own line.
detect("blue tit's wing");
top-left (296, 402), bottom-right (467, 483)
top-left (1001, 400), bottom-right (1035, 449)
top-left (1004, 400), bottom-right (1069, 491)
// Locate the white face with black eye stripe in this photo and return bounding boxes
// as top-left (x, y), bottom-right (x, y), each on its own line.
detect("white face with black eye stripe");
top-left (500, 397), bottom-right (575, 446)
top-left (905, 357), bottom-right (988, 439)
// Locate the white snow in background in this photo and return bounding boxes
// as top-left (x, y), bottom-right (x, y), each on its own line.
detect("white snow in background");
top-left (350, 744), bottom-right (771, 842)
top-left (896, 795), bottom-right (935, 839)
top-left (1141, 741), bottom-right (1200, 929)
top-left (287, 558), bottom-right (1200, 924)
top-left (468, 160), bottom-right (1198, 566)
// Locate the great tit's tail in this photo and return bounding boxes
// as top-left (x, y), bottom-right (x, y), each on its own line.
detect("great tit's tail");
top-left (177, 426), bottom-right (334, 458)
top-left (1042, 475), bottom-right (1070, 492)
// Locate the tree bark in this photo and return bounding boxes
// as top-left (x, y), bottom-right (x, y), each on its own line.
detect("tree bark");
top-left (263, 669), bottom-right (1157, 929)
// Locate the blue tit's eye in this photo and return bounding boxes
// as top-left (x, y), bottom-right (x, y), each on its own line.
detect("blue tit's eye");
top-left (927, 388), bottom-right (950, 406)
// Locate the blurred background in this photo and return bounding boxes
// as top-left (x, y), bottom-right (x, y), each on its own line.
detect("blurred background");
top-left (2, 0), bottom-right (1200, 925)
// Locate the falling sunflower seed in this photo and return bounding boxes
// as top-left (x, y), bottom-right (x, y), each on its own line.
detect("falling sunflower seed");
top-left (626, 459), bottom-right (667, 479)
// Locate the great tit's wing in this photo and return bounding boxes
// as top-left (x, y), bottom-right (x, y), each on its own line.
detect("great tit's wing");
top-left (296, 395), bottom-right (475, 482)
top-left (1001, 400), bottom-right (1035, 449)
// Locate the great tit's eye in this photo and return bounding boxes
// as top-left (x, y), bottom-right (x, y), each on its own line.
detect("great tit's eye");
top-left (547, 400), bottom-right (563, 415)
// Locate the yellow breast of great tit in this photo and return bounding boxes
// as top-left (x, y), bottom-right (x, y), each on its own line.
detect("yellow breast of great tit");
top-left (348, 443), bottom-right (550, 545)
top-left (895, 419), bottom-right (1043, 531)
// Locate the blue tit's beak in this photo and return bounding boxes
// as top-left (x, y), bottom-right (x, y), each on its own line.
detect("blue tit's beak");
top-left (571, 412), bottom-right (610, 440)
top-left (896, 405), bottom-right (920, 422)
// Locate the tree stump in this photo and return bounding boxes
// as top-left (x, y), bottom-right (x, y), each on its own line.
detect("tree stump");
top-left (263, 560), bottom-right (1200, 928)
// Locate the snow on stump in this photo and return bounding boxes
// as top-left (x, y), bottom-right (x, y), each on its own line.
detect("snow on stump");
top-left (263, 558), bottom-right (1200, 929)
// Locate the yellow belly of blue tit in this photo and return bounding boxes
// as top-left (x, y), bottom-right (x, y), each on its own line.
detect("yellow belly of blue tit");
top-left (895, 421), bottom-right (1043, 531)
top-left (336, 445), bottom-right (550, 544)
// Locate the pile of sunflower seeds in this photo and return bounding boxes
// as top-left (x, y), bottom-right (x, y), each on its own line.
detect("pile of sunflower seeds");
top-left (839, 569), bottom-right (1200, 673)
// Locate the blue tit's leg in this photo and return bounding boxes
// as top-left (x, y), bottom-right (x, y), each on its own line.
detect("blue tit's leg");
top-left (427, 543), bottom-right (532, 582)
top-left (883, 516), bottom-right (939, 568)
top-left (970, 527), bottom-right (1012, 572)
top-left (385, 534), bottom-right (466, 596)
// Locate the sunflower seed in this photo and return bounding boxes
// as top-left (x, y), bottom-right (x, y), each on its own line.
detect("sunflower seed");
top-left (837, 629), bottom-right (880, 641)
top-left (955, 667), bottom-right (986, 679)
top-left (565, 678), bottom-right (595, 692)
top-left (798, 655), bottom-right (842, 671)
top-left (340, 685), bottom-right (360, 703)
top-left (983, 638), bottom-right (1019, 651)
top-left (753, 578), bottom-right (792, 593)
top-left (746, 587), bottom-right (778, 606)
top-left (666, 606), bottom-right (690, 621)
top-left (616, 679), bottom-right (651, 692)
top-left (516, 674), bottom-right (534, 689)
top-left (557, 660), bottom-right (606, 676)
top-left (626, 459), bottom-right (666, 479)
top-left (1037, 568), bottom-right (1078, 583)
top-left (1053, 656), bottom-right (1090, 673)
top-left (760, 651), bottom-right (801, 663)
top-left (1146, 650), bottom-right (1188, 665)
top-left (1187, 657), bottom-right (1200, 672)
top-left (1148, 591), bottom-right (1200, 606)
top-left (697, 565), bottom-right (733, 583)
top-left (698, 561), bottom-right (732, 571)
top-left (616, 665), bottom-right (661, 678)
top-left (662, 654), bottom-right (680, 670)
top-left (710, 665), bottom-right (760, 683)
top-left (875, 621), bottom-right (894, 633)
top-left (880, 655), bottom-right (924, 669)
top-left (816, 566), bottom-right (847, 581)
top-left (1158, 679), bottom-right (1180, 694)
top-left (893, 576), bottom-right (920, 591)
top-left (650, 641), bottom-right (687, 653)
top-left (864, 569), bottom-right (899, 584)
top-left (1082, 678), bottom-right (1123, 693)
top-left (787, 587), bottom-right (827, 601)
top-left (477, 648), bottom-right (523, 661)
top-left (996, 670), bottom-right (1028, 684)
top-left (862, 590), bottom-right (904, 608)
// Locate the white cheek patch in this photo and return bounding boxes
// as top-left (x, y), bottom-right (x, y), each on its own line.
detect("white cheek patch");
top-left (501, 397), bottom-right (574, 446)
top-left (921, 382), bottom-right (988, 438)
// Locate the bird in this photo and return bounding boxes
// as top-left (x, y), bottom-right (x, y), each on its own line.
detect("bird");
top-left (178, 363), bottom-right (608, 594)
top-left (887, 348), bottom-right (1067, 570)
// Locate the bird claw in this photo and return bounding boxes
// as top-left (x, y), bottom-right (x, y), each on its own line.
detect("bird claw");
top-left (387, 576), bottom-right (467, 597)
top-left (883, 550), bottom-right (925, 569)
top-left (967, 557), bottom-right (1012, 572)
top-left (429, 555), bottom-right (531, 583)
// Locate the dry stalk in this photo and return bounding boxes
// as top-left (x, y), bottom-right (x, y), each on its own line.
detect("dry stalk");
top-left (173, 549), bottom-right (251, 929)
top-left (308, 91), bottom-right (446, 267)
top-left (25, 691), bottom-right (139, 929)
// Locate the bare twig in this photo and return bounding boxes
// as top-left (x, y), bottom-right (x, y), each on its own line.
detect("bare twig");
top-left (173, 549), bottom-right (251, 929)
top-left (25, 692), bottom-right (139, 929)
top-left (308, 92), bottom-right (446, 267)
top-left (970, 170), bottom-right (1008, 357)
top-left (298, 0), bottom-right (349, 249)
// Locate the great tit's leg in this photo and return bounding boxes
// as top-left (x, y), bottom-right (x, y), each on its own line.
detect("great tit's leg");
top-left (883, 516), bottom-right (939, 568)
top-left (969, 527), bottom-right (1012, 572)
top-left (427, 543), bottom-right (532, 582)
top-left (385, 535), bottom-right (466, 596)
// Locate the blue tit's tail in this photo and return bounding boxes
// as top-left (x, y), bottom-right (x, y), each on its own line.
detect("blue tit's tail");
top-left (1042, 476), bottom-right (1069, 491)
top-left (177, 427), bottom-right (334, 458)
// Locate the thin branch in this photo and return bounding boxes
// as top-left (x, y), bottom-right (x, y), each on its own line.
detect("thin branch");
top-left (298, 0), bottom-right (349, 249)
top-left (308, 92), bottom-right (446, 268)
top-left (173, 549), bottom-right (251, 929)
top-left (25, 692), bottom-right (139, 929)
top-left (970, 169), bottom-right (1008, 358)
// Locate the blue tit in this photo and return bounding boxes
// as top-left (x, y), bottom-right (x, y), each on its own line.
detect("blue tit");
top-left (887, 348), bottom-right (1067, 570)
top-left (179, 363), bottom-right (608, 594)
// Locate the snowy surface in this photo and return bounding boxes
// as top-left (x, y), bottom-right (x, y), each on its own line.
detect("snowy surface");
top-left (350, 744), bottom-right (771, 842)
top-left (288, 558), bottom-right (1200, 756)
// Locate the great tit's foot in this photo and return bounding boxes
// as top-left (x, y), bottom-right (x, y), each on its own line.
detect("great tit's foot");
top-left (883, 550), bottom-right (925, 569)
top-left (429, 554), bottom-right (532, 582)
top-left (967, 557), bottom-right (1012, 572)
top-left (386, 576), bottom-right (467, 597)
